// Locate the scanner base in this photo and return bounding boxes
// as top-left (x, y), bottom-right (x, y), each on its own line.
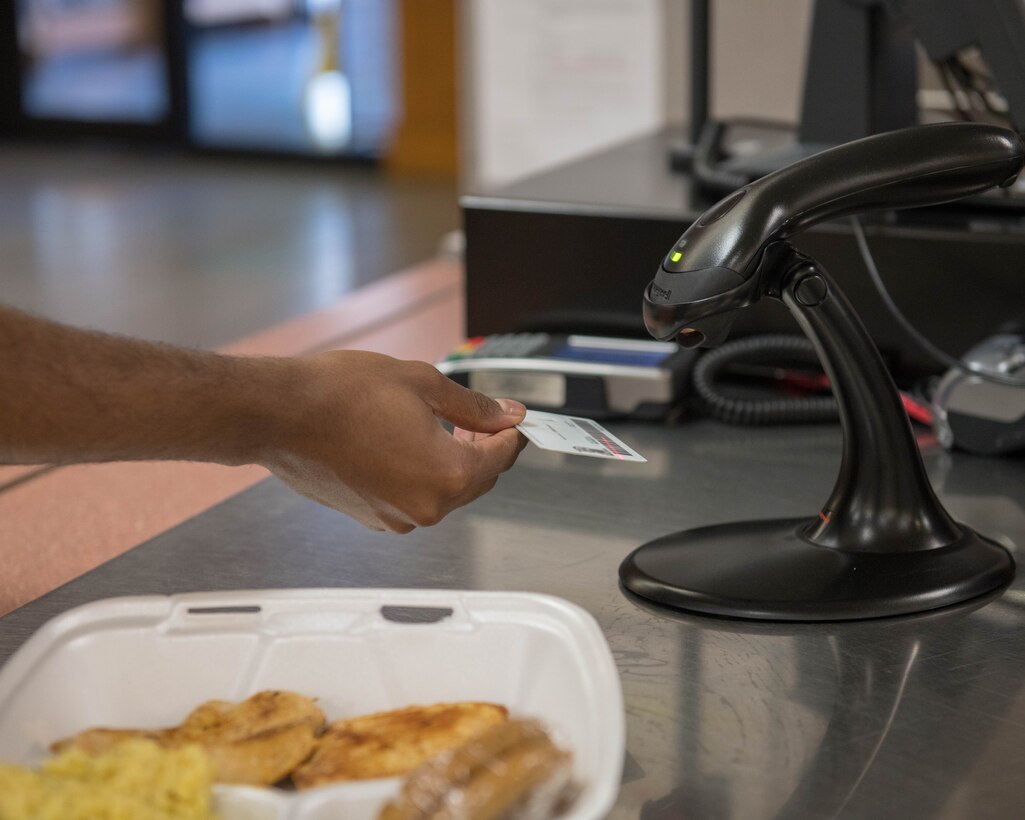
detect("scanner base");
top-left (619, 517), bottom-right (1013, 621)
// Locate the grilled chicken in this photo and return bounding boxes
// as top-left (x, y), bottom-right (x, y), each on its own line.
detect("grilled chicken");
top-left (292, 702), bottom-right (508, 788)
top-left (51, 727), bottom-right (168, 755)
top-left (52, 690), bottom-right (325, 786)
top-left (378, 718), bottom-right (576, 820)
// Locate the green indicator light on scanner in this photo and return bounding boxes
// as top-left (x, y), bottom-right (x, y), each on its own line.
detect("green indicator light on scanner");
top-left (670, 251), bottom-right (683, 263)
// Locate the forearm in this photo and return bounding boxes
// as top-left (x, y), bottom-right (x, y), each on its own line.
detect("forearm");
top-left (0, 305), bottom-right (294, 467)
top-left (0, 304), bottom-right (527, 531)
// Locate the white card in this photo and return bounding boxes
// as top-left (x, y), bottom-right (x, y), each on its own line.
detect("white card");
top-left (516, 410), bottom-right (647, 462)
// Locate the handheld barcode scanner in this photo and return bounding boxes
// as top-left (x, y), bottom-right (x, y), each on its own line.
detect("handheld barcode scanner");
top-left (644, 122), bottom-right (1024, 347)
top-left (621, 122), bottom-right (1025, 620)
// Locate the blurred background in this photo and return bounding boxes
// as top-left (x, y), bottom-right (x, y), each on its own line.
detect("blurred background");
top-left (0, 0), bottom-right (816, 342)
top-left (1, 0), bottom-right (1016, 353)
top-left (2, 0), bottom-right (814, 179)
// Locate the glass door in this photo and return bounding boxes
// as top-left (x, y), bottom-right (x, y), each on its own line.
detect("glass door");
top-left (183, 0), bottom-right (398, 157)
top-left (7, 0), bottom-right (181, 133)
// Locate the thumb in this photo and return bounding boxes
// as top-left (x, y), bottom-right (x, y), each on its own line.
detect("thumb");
top-left (427, 377), bottom-right (526, 433)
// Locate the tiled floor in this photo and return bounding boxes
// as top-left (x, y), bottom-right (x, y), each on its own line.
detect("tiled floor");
top-left (0, 142), bottom-right (464, 614)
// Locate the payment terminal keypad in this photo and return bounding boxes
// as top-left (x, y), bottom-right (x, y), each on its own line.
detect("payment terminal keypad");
top-left (445, 333), bottom-right (551, 361)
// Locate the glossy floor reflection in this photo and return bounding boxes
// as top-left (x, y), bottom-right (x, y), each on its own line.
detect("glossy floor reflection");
top-left (0, 142), bottom-right (458, 347)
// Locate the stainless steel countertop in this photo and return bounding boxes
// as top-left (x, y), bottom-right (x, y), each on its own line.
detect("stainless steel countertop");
top-left (3, 419), bottom-right (1025, 819)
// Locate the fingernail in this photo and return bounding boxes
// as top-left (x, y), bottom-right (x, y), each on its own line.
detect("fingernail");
top-left (497, 398), bottom-right (526, 417)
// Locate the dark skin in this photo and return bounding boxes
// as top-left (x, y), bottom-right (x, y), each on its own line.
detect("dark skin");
top-left (0, 305), bottom-right (528, 533)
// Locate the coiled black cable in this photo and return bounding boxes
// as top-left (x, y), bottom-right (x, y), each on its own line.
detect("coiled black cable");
top-left (692, 334), bottom-right (838, 425)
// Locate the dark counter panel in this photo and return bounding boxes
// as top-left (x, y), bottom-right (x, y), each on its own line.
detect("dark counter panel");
top-left (464, 128), bottom-right (1025, 378)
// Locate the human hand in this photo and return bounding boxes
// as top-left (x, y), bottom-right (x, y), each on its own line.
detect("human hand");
top-left (262, 350), bottom-right (527, 532)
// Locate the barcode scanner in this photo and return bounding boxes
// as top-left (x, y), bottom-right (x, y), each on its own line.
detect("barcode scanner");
top-left (644, 122), bottom-right (1025, 347)
top-left (622, 123), bottom-right (1025, 621)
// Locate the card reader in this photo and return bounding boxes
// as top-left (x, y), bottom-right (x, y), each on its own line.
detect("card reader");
top-left (437, 333), bottom-right (695, 419)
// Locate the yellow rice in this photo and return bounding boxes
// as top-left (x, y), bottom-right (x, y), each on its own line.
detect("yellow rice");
top-left (0, 738), bottom-right (217, 820)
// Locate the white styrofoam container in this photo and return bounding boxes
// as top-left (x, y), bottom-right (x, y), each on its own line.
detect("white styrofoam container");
top-left (0, 588), bottom-right (624, 820)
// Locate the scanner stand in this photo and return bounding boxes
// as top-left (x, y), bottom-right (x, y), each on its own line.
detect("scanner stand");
top-left (620, 244), bottom-right (1014, 620)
